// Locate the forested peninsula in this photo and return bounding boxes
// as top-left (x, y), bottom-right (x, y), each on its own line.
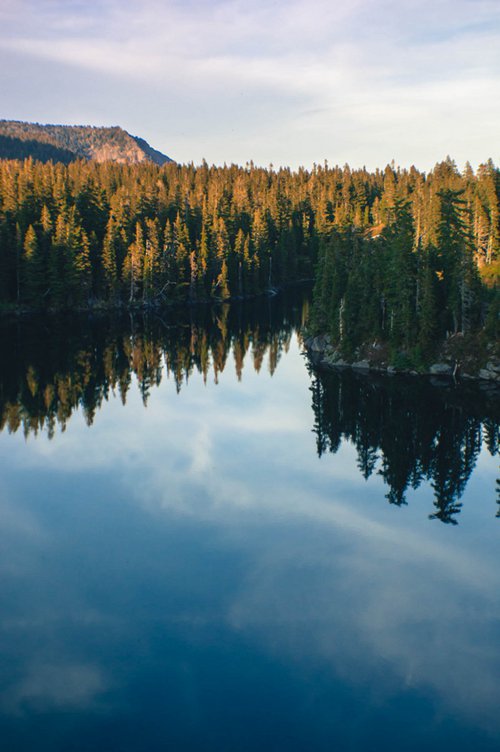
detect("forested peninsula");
top-left (0, 156), bottom-right (498, 376)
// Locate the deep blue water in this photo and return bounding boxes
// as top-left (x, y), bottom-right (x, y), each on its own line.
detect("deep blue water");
top-left (0, 298), bottom-right (498, 751)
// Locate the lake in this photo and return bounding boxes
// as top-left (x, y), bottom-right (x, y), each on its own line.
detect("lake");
top-left (0, 291), bottom-right (499, 751)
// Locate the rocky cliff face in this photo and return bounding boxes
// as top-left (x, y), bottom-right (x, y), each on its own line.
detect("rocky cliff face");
top-left (0, 120), bottom-right (173, 165)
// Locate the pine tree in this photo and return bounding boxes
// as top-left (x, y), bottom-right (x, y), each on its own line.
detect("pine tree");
top-left (102, 218), bottom-right (119, 301)
top-left (383, 200), bottom-right (417, 348)
top-left (123, 222), bottom-right (144, 303)
top-left (22, 224), bottom-right (44, 305)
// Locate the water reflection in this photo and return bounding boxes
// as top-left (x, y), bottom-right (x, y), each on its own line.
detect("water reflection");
top-left (310, 368), bottom-right (500, 524)
top-left (0, 293), bottom-right (499, 750)
top-left (0, 291), bottom-right (498, 524)
top-left (0, 294), bottom-right (309, 437)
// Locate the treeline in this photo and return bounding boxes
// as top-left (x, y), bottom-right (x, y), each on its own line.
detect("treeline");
top-left (0, 156), bottom-right (498, 351)
top-left (310, 367), bottom-right (500, 523)
top-left (0, 294), bottom-right (308, 438)
top-left (312, 160), bottom-right (499, 361)
top-left (0, 160), bottom-right (500, 316)
top-left (0, 158), bottom-right (318, 308)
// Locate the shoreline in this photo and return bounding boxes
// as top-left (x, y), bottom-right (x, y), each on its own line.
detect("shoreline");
top-left (304, 334), bottom-right (500, 385)
top-left (0, 280), bottom-right (314, 321)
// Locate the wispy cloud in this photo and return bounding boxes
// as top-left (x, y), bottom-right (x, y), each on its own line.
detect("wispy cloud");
top-left (0, 0), bottom-right (499, 167)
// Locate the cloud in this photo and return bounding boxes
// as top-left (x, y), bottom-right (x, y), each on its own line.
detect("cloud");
top-left (0, 0), bottom-right (499, 166)
top-left (2, 1), bottom-right (497, 87)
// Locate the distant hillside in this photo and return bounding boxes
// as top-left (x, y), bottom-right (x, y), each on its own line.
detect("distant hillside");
top-left (0, 120), bottom-right (173, 165)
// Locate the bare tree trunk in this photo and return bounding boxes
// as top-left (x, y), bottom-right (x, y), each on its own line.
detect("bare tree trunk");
top-left (339, 296), bottom-right (345, 341)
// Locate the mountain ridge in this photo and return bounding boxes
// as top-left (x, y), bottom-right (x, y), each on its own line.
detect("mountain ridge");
top-left (0, 120), bottom-right (173, 165)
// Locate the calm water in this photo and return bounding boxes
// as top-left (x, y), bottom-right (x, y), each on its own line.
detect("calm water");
top-left (0, 293), bottom-right (499, 751)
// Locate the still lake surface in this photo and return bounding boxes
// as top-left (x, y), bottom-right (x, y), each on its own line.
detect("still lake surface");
top-left (0, 292), bottom-right (499, 751)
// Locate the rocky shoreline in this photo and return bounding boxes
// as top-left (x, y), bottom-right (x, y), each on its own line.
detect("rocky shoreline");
top-left (304, 334), bottom-right (500, 384)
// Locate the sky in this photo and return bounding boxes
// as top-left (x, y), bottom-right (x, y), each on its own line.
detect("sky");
top-left (0, 0), bottom-right (499, 170)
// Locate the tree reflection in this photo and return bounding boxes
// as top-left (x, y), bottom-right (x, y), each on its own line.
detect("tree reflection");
top-left (1, 292), bottom-right (498, 523)
top-left (310, 367), bottom-right (500, 523)
top-left (0, 293), bottom-right (309, 439)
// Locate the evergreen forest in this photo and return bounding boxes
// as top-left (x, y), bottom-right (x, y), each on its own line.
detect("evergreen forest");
top-left (0, 156), bottom-right (498, 361)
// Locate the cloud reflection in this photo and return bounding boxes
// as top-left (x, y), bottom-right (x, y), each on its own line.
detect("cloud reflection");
top-left (0, 333), bottom-right (498, 739)
top-left (2, 663), bottom-right (107, 714)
